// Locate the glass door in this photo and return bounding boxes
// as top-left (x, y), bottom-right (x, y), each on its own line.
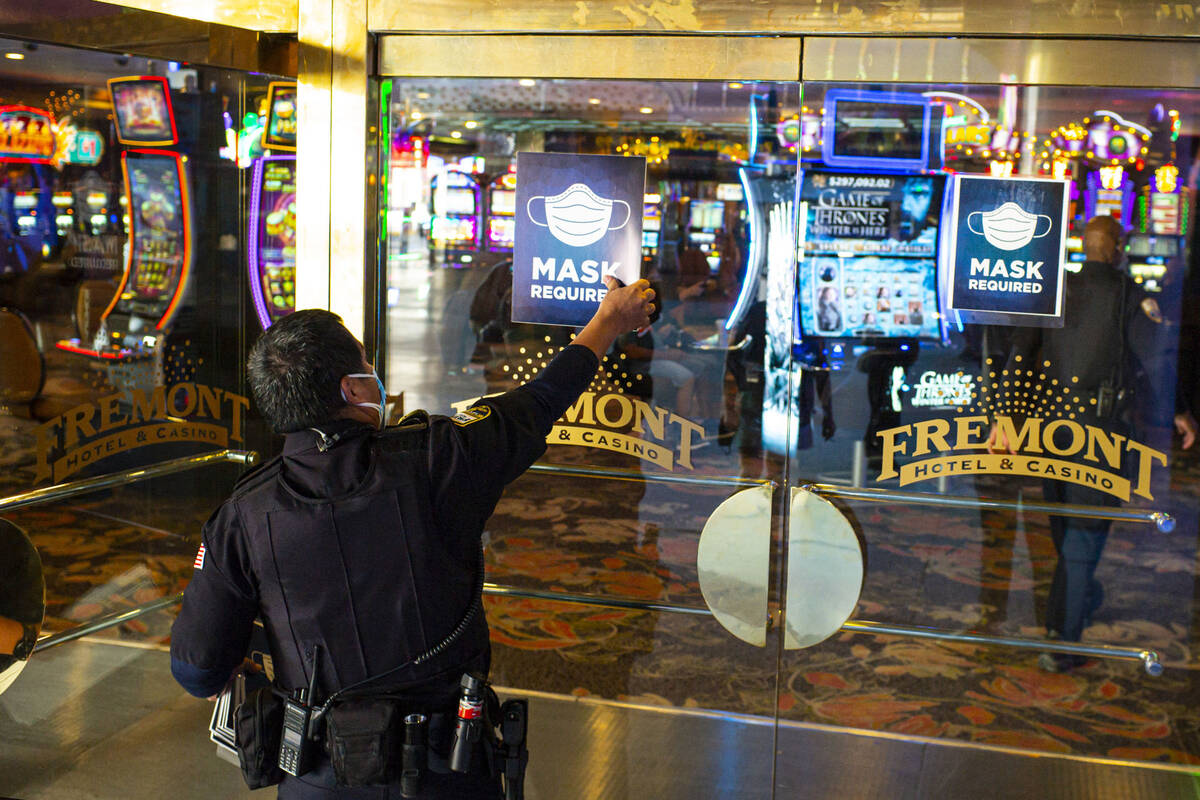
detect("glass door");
top-left (376, 72), bottom-right (803, 797)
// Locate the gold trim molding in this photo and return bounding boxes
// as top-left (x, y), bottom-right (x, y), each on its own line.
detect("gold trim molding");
top-left (370, 0), bottom-right (1200, 39)
top-left (803, 37), bottom-right (1200, 89)
top-left (378, 34), bottom-right (800, 81)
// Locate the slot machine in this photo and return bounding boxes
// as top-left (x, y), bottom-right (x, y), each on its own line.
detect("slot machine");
top-left (247, 82), bottom-right (297, 329)
top-left (641, 192), bottom-right (662, 262)
top-left (0, 106), bottom-right (60, 277)
top-left (485, 171), bottom-right (516, 253)
top-left (57, 76), bottom-right (191, 362)
top-left (429, 169), bottom-right (481, 265)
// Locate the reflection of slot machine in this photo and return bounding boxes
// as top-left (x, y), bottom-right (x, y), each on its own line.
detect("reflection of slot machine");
top-left (430, 169), bottom-right (481, 264)
top-left (245, 83), bottom-right (298, 329)
top-left (249, 155), bottom-right (296, 327)
top-left (687, 199), bottom-right (724, 270)
top-left (794, 170), bottom-right (946, 346)
top-left (58, 77), bottom-right (192, 361)
top-left (642, 192), bottom-right (662, 258)
top-left (485, 172), bottom-right (516, 252)
top-left (1125, 234), bottom-right (1179, 293)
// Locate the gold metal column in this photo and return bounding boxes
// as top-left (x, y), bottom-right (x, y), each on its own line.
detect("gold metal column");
top-left (296, 0), bottom-right (369, 341)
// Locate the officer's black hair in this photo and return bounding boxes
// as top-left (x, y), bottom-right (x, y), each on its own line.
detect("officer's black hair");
top-left (247, 308), bottom-right (366, 433)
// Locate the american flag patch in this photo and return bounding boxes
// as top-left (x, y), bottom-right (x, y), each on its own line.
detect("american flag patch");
top-left (193, 543), bottom-right (206, 570)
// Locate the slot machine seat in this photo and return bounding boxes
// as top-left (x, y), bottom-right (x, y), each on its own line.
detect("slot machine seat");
top-left (0, 308), bottom-right (44, 414)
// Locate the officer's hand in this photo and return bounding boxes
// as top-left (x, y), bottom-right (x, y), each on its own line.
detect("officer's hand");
top-left (206, 658), bottom-right (264, 701)
top-left (1175, 412), bottom-right (1198, 450)
top-left (600, 276), bottom-right (655, 333)
top-left (572, 278), bottom-right (656, 361)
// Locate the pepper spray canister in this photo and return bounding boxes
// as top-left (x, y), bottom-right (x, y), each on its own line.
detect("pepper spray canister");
top-left (449, 673), bottom-right (486, 773)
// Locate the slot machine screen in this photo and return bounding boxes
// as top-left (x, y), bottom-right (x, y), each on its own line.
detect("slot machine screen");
top-left (796, 170), bottom-right (944, 342)
top-left (490, 188), bottom-right (516, 214)
top-left (263, 82), bottom-right (298, 151)
top-left (487, 216), bottom-right (514, 247)
top-left (798, 256), bottom-right (939, 339)
top-left (109, 77), bottom-right (178, 147)
top-left (122, 150), bottom-right (189, 316)
top-left (688, 200), bottom-right (724, 231)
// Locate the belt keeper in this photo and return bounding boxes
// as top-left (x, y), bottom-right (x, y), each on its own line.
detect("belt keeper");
top-left (400, 713), bottom-right (428, 798)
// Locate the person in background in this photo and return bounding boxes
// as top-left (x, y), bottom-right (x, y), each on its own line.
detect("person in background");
top-left (990, 214), bottom-right (1197, 672)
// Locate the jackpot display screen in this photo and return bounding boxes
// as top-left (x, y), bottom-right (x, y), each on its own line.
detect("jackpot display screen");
top-left (123, 150), bottom-right (188, 311)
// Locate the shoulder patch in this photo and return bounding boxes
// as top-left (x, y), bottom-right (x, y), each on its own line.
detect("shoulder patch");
top-left (451, 405), bottom-right (492, 427)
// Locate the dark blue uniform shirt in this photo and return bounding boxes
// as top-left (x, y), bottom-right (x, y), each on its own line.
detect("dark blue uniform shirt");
top-left (170, 344), bottom-right (598, 700)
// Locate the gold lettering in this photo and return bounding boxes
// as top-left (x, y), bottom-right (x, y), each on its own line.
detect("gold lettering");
top-left (671, 414), bottom-right (704, 470)
top-left (631, 398), bottom-right (667, 439)
top-left (912, 419), bottom-right (951, 457)
top-left (563, 392), bottom-right (596, 425)
top-left (875, 424), bottom-right (911, 480)
top-left (96, 393), bottom-right (127, 433)
top-left (168, 383), bottom-right (197, 416)
top-left (227, 392), bottom-right (249, 442)
top-left (954, 415), bottom-right (990, 451)
top-left (197, 384), bottom-right (223, 420)
top-left (1043, 419), bottom-right (1085, 456)
top-left (33, 415), bottom-right (62, 482)
top-left (595, 394), bottom-right (633, 428)
top-left (1125, 439), bottom-right (1168, 500)
top-left (129, 386), bottom-right (167, 423)
top-left (1084, 425), bottom-right (1126, 469)
top-left (994, 415), bottom-right (1043, 453)
top-left (64, 403), bottom-right (97, 448)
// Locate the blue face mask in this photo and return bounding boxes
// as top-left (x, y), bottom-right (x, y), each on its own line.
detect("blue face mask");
top-left (341, 371), bottom-right (387, 429)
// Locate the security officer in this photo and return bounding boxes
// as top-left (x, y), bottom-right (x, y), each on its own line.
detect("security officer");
top-left (992, 214), bottom-right (1196, 671)
top-left (169, 277), bottom-right (656, 798)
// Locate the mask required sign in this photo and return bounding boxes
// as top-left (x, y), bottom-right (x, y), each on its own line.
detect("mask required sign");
top-left (513, 152), bottom-right (645, 326)
top-left (945, 174), bottom-right (1069, 327)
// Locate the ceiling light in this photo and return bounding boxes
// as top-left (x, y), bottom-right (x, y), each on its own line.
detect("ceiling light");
top-left (464, 120), bottom-right (478, 129)
top-left (451, 131), bottom-right (462, 139)
top-left (727, 82), bottom-right (743, 89)
top-left (639, 107), bottom-right (653, 114)
top-left (417, 91), bottom-right (430, 99)
top-left (519, 79), bottom-right (536, 87)
top-left (5, 53), bottom-right (24, 60)
top-left (588, 98), bottom-right (601, 105)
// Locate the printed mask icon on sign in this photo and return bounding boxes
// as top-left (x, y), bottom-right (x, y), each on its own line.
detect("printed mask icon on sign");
top-left (967, 201), bottom-right (1053, 251)
top-left (527, 183), bottom-right (632, 247)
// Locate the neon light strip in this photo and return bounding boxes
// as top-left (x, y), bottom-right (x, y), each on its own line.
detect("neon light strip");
top-left (921, 92), bottom-right (990, 124)
top-left (102, 153), bottom-right (137, 321)
top-left (247, 156), bottom-right (272, 329)
top-left (155, 150), bottom-right (192, 329)
top-left (725, 166), bottom-right (763, 332)
top-left (1093, 110), bottom-right (1152, 139)
top-left (55, 340), bottom-right (125, 359)
top-left (107, 76), bottom-right (178, 147)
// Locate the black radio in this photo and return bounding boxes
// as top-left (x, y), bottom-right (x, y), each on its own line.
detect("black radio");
top-left (279, 644), bottom-right (322, 777)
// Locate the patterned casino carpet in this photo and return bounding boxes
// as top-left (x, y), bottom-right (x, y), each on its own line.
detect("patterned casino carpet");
top-left (4, 409), bottom-right (1200, 766)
